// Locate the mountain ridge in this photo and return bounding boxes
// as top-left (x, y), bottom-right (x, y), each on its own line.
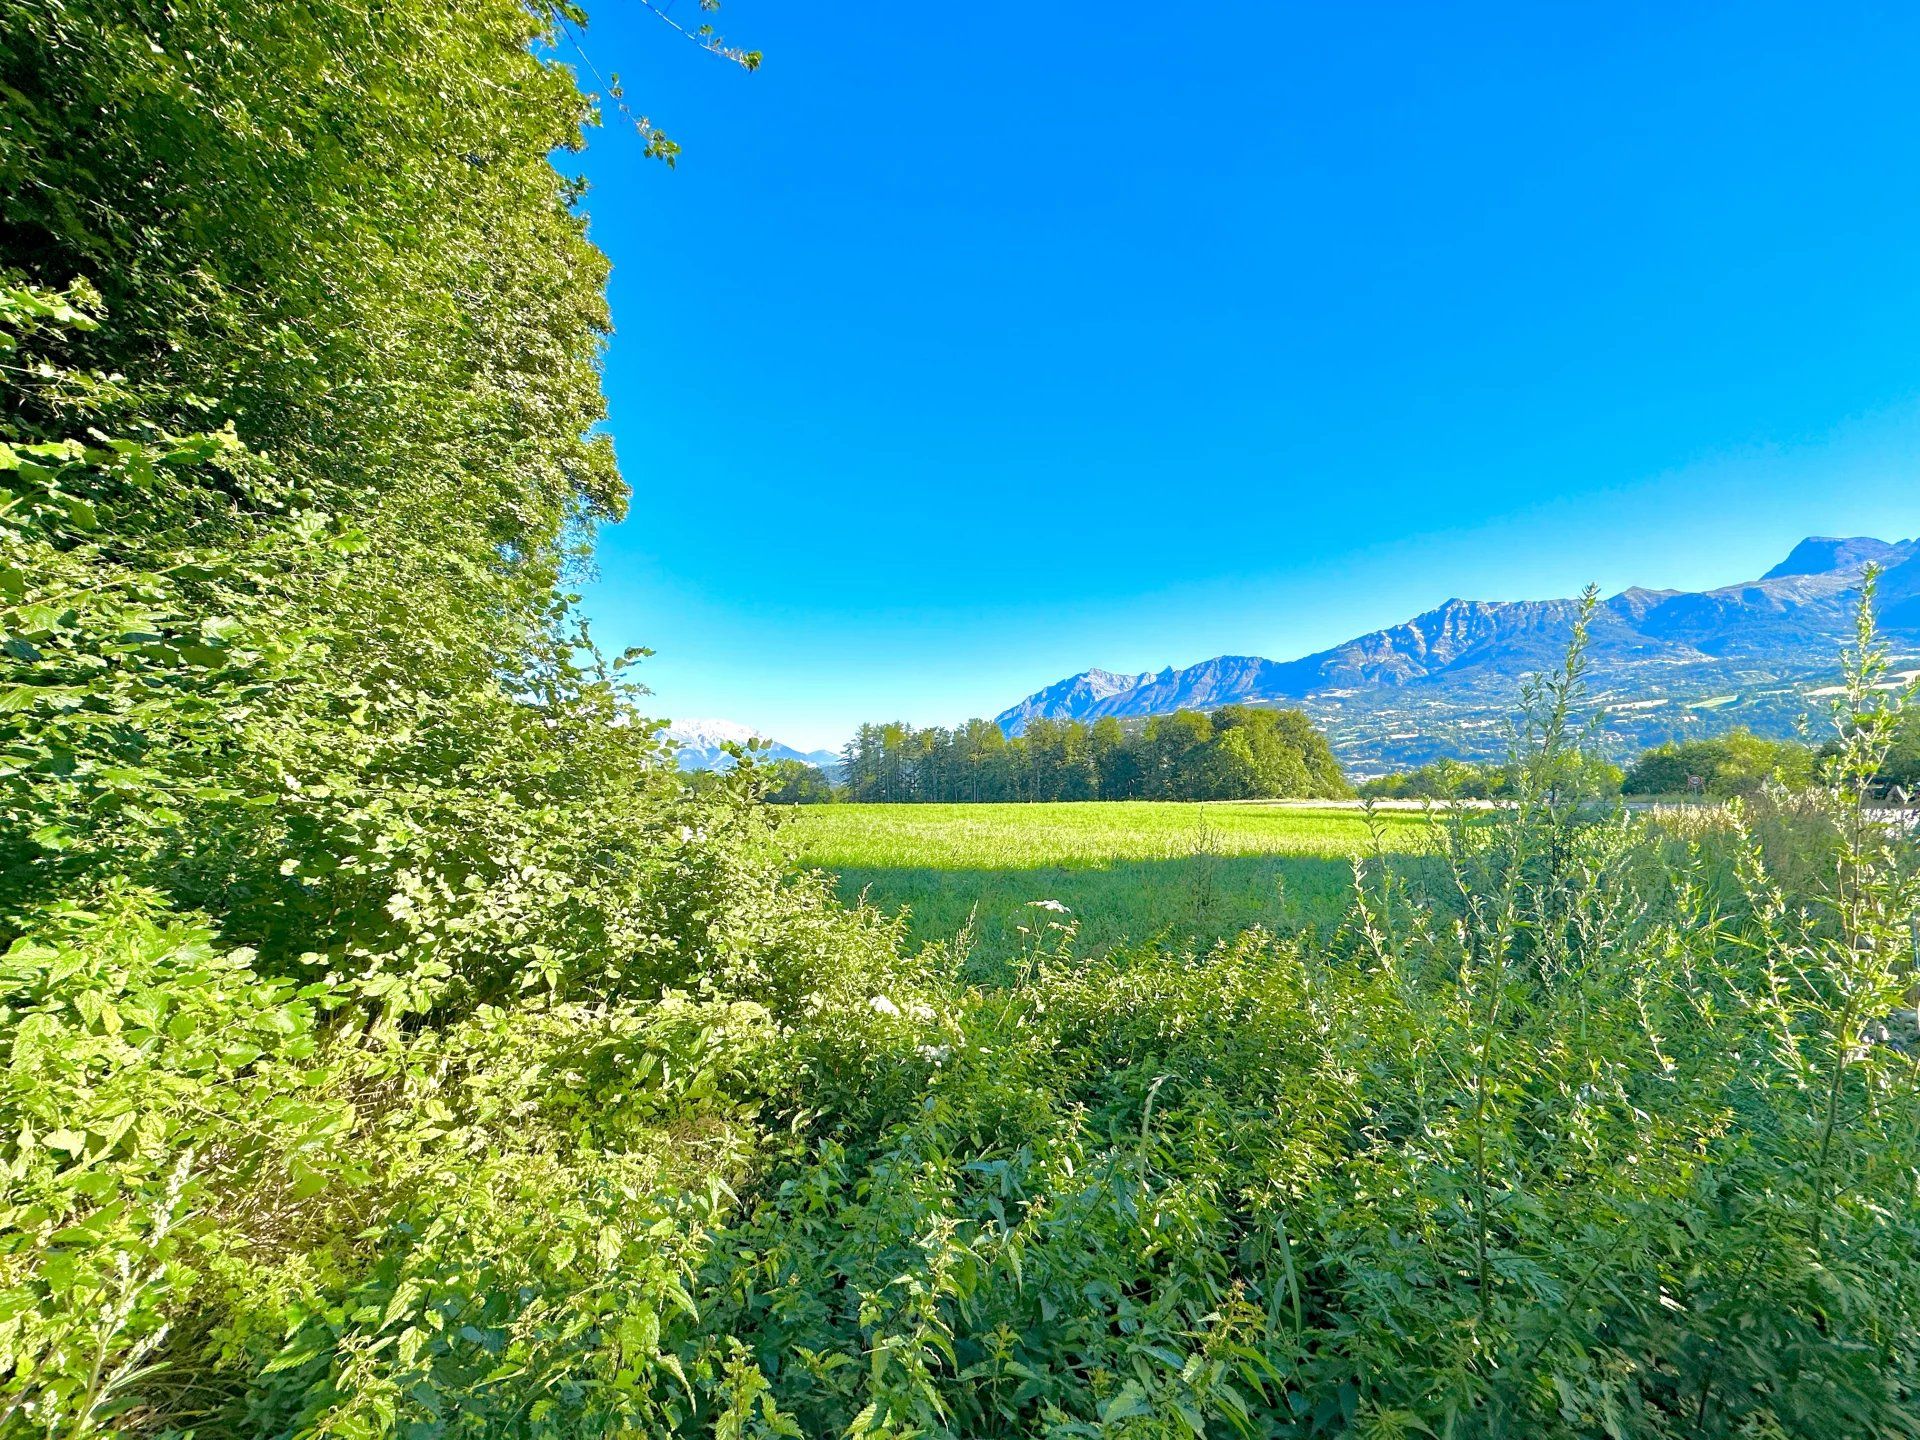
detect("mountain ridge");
top-left (995, 536), bottom-right (1920, 774)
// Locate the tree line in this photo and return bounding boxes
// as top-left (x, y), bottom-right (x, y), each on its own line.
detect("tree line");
top-left (763, 718), bottom-right (1920, 805)
top-left (1357, 723), bottom-right (1919, 801)
top-left (828, 706), bottom-right (1350, 803)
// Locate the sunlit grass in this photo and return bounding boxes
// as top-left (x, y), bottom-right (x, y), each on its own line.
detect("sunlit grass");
top-left (782, 801), bottom-right (1439, 965)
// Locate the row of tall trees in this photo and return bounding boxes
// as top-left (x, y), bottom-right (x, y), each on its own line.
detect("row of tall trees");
top-left (837, 706), bottom-right (1350, 802)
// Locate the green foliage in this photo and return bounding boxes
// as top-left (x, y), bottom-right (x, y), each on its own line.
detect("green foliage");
top-left (1881, 713), bottom-right (1920, 794)
top-left (1622, 727), bottom-right (1816, 798)
top-left (757, 759), bottom-right (838, 805)
top-left (0, 878), bottom-right (929, 1435)
top-left (0, 0), bottom-right (924, 1429)
top-left (1359, 756), bottom-right (1628, 802)
top-left (840, 706), bottom-right (1351, 804)
top-left (682, 598), bottom-right (1920, 1438)
top-left (1359, 755), bottom-right (1505, 799)
top-left (0, 888), bottom-right (336, 1435)
top-left (1361, 750), bottom-right (1624, 801)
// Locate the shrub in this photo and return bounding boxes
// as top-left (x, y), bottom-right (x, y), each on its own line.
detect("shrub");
top-left (1622, 728), bottom-right (1815, 798)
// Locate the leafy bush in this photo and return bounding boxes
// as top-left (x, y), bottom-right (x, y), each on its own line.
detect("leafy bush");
top-left (758, 760), bottom-right (839, 805)
top-left (1621, 728), bottom-right (1816, 799)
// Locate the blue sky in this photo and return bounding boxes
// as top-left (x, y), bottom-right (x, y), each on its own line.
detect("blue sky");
top-left (568, 1), bottom-right (1920, 751)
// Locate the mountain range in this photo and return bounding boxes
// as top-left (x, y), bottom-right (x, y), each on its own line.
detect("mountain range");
top-left (658, 718), bottom-right (840, 775)
top-left (995, 536), bottom-right (1920, 776)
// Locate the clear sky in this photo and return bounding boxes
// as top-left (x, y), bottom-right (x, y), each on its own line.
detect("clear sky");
top-left (568, 1), bottom-right (1920, 751)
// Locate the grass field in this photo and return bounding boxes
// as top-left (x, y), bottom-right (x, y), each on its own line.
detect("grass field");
top-left (782, 800), bottom-right (1440, 967)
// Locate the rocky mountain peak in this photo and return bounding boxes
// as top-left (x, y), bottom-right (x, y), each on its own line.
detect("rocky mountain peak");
top-left (1762, 535), bottom-right (1915, 580)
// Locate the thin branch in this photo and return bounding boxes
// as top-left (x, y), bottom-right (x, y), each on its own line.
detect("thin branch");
top-left (553, 16), bottom-right (683, 164)
top-left (634, 0), bottom-right (762, 70)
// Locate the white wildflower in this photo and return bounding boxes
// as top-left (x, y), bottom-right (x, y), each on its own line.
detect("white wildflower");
top-left (1027, 899), bottom-right (1070, 913)
top-left (868, 995), bottom-right (900, 1017)
top-left (907, 1000), bottom-right (936, 1023)
top-left (916, 1043), bottom-right (952, 1066)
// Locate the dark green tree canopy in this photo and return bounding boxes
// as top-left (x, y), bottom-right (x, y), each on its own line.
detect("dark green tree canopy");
top-left (837, 705), bottom-right (1350, 803)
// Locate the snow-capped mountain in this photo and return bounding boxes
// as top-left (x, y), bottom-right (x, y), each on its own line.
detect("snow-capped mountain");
top-left (658, 718), bottom-right (840, 774)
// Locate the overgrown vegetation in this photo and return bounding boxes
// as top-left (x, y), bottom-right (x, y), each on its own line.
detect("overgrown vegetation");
top-left (5, 2), bottom-right (1920, 1436)
top-left (0, 1), bottom-right (918, 1430)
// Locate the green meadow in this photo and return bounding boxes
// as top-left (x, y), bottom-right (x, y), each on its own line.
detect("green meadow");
top-left (783, 800), bottom-right (1439, 964)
